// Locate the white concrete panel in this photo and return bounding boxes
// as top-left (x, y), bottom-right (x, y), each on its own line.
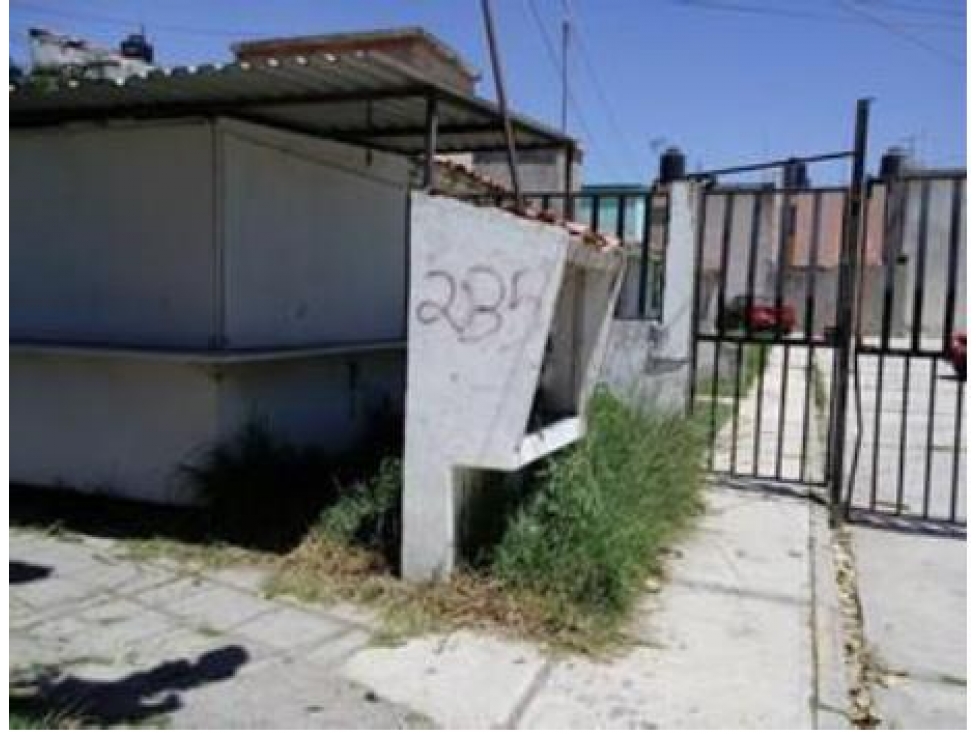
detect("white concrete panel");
top-left (220, 120), bottom-right (409, 347)
top-left (10, 354), bottom-right (219, 503)
top-left (402, 194), bottom-right (624, 579)
top-left (10, 121), bottom-right (217, 346)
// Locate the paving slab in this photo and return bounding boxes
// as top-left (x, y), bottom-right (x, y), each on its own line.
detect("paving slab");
top-left (852, 525), bottom-right (966, 729)
top-left (233, 605), bottom-right (349, 651)
top-left (519, 486), bottom-right (818, 730)
top-left (342, 629), bottom-right (548, 729)
top-left (168, 656), bottom-right (430, 729)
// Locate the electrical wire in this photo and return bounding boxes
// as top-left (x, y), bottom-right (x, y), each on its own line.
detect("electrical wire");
top-left (836, 0), bottom-right (965, 67)
top-left (669, 0), bottom-right (963, 31)
top-left (9, 0), bottom-right (263, 39)
top-left (564, 0), bottom-right (647, 181)
top-left (523, 0), bottom-right (631, 181)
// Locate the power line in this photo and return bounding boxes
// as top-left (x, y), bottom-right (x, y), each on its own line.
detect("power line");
top-left (523, 0), bottom-right (630, 181)
top-left (669, 0), bottom-right (963, 30)
top-left (565, 0), bottom-right (647, 181)
top-left (9, 0), bottom-right (262, 40)
top-left (836, 0), bottom-right (965, 67)
top-left (853, 0), bottom-right (965, 20)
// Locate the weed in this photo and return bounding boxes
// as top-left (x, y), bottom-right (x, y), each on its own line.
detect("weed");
top-left (491, 388), bottom-right (706, 624)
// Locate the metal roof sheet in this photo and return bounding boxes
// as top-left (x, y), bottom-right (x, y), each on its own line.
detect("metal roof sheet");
top-left (9, 50), bottom-right (577, 155)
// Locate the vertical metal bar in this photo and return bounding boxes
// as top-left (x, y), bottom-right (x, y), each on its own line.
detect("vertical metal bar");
top-left (942, 178), bottom-right (963, 353)
top-left (895, 354), bottom-right (910, 515)
top-left (729, 196), bottom-right (754, 474)
top-left (869, 353), bottom-right (885, 513)
top-left (564, 144), bottom-right (575, 218)
top-left (687, 188), bottom-right (709, 414)
top-left (422, 94), bottom-right (438, 190)
top-left (590, 194), bottom-right (600, 232)
top-left (880, 181), bottom-right (907, 352)
top-left (950, 376), bottom-right (964, 522)
top-left (480, 0), bottom-right (522, 206)
top-left (744, 193), bottom-right (764, 339)
top-left (637, 189), bottom-right (653, 318)
top-left (774, 172), bottom-right (797, 480)
top-left (708, 192), bottom-right (736, 469)
top-left (911, 179), bottom-right (932, 352)
top-left (800, 192), bottom-right (823, 481)
top-left (615, 194), bottom-right (627, 240)
top-left (827, 98), bottom-right (871, 520)
top-left (922, 355), bottom-right (938, 519)
top-left (744, 193), bottom-right (765, 476)
top-left (541, 193), bottom-right (552, 215)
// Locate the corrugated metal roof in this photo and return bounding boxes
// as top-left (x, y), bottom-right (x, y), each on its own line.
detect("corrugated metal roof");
top-left (9, 50), bottom-right (577, 155)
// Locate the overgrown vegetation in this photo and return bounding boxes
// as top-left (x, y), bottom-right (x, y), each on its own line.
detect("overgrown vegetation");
top-left (13, 393), bottom-right (708, 654)
top-left (268, 388), bottom-right (707, 651)
top-left (491, 389), bottom-right (706, 620)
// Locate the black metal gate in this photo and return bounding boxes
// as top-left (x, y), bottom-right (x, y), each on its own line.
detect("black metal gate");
top-left (689, 176), bottom-right (853, 491)
top-left (689, 102), bottom-right (966, 530)
top-left (847, 169), bottom-right (967, 530)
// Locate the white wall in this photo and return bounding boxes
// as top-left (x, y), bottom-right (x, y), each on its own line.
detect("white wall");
top-left (214, 351), bottom-right (406, 452)
top-left (10, 121), bottom-right (217, 346)
top-left (219, 119), bottom-right (410, 347)
top-left (10, 352), bottom-right (219, 503)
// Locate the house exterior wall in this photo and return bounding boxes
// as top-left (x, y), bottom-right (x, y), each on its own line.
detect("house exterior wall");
top-left (10, 121), bottom-right (217, 346)
top-left (214, 352), bottom-right (406, 454)
top-left (10, 352), bottom-right (219, 504)
top-left (601, 182), bottom-right (698, 413)
top-left (10, 117), bottom-right (412, 504)
top-left (218, 119), bottom-right (409, 347)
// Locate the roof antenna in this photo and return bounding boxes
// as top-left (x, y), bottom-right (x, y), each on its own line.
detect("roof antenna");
top-left (480, 0), bottom-right (523, 207)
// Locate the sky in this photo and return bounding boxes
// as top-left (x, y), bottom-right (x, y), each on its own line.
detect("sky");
top-left (8, 0), bottom-right (967, 185)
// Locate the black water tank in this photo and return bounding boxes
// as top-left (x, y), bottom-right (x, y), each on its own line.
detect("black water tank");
top-left (879, 146), bottom-right (909, 179)
top-left (659, 147), bottom-right (686, 183)
top-left (783, 159), bottom-right (809, 189)
top-left (120, 33), bottom-right (154, 63)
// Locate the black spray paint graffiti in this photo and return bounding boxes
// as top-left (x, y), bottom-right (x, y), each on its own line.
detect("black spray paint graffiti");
top-left (416, 265), bottom-right (543, 343)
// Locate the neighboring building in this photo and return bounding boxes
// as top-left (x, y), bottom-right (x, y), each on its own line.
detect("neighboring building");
top-left (27, 27), bottom-right (155, 82)
top-left (232, 27), bottom-right (480, 93)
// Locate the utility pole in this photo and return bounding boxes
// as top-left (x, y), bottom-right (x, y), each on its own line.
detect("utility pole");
top-left (561, 0), bottom-right (570, 133)
top-left (480, 0), bottom-right (523, 205)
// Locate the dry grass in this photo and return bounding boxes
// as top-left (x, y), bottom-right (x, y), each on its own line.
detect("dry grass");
top-left (264, 535), bottom-right (629, 654)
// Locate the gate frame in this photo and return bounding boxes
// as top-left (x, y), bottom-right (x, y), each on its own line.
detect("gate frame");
top-left (685, 99), bottom-right (873, 521)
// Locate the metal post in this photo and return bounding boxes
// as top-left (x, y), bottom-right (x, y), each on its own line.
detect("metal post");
top-left (423, 93), bottom-right (438, 191)
top-left (480, 0), bottom-right (523, 206)
top-left (827, 98), bottom-right (871, 523)
top-left (564, 143), bottom-right (575, 218)
top-left (561, 7), bottom-right (569, 134)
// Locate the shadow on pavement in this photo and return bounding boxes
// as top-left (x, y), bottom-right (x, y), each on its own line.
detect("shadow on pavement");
top-left (9, 645), bottom-right (250, 727)
top-left (9, 560), bottom-right (53, 585)
top-left (845, 509), bottom-right (966, 540)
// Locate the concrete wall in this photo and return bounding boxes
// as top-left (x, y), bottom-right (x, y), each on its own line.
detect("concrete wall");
top-left (10, 117), bottom-right (413, 504)
top-left (402, 193), bottom-right (624, 579)
top-left (600, 182), bottom-right (698, 414)
top-left (214, 352), bottom-right (406, 453)
top-left (219, 120), bottom-right (409, 347)
top-left (10, 352), bottom-right (219, 503)
top-left (10, 121), bottom-right (217, 346)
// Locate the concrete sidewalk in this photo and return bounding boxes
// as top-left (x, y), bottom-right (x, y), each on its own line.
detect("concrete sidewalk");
top-left (10, 480), bottom-right (845, 729)
top-left (852, 527), bottom-right (967, 729)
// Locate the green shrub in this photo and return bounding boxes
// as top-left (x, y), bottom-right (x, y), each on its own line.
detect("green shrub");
top-left (183, 421), bottom-right (342, 549)
top-left (492, 388), bottom-right (706, 620)
top-left (317, 457), bottom-right (402, 563)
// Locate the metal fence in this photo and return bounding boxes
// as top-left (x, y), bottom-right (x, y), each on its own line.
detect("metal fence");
top-left (462, 188), bottom-right (667, 320)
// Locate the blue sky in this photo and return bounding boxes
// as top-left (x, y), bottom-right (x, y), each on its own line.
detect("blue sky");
top-left (9, 0), bottom-right (966, 184)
